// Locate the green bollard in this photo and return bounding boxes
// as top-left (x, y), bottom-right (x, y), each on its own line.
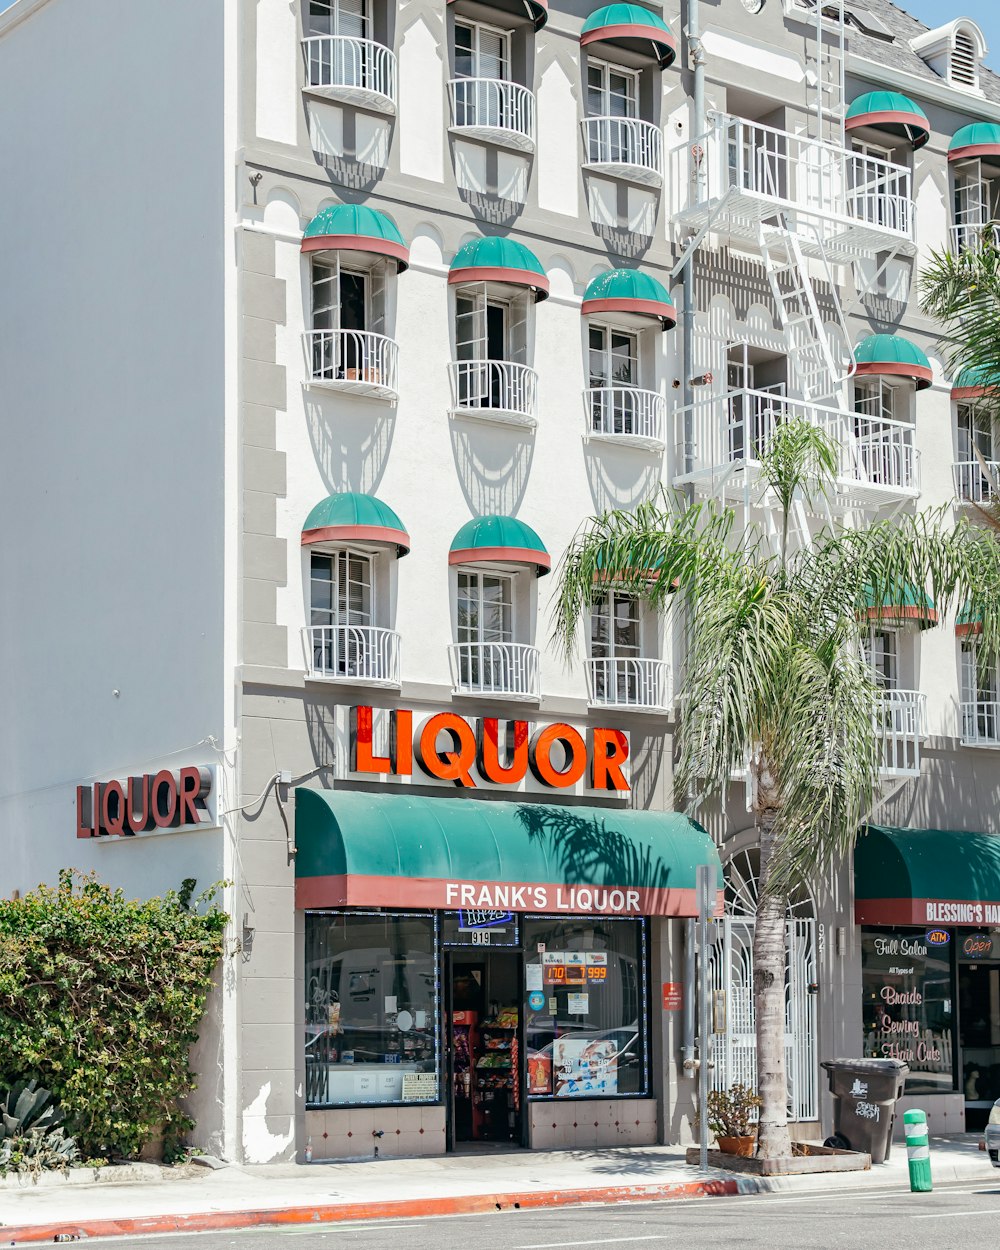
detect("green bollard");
top-left (904, 1108), bottom-right (932, 1192)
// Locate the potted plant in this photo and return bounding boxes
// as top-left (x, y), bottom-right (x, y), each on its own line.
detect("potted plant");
top-left (707, 1083), bottom-right (762, 1156)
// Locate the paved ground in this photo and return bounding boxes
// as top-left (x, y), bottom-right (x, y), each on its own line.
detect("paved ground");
top-left (69, 1180), bottom-right (1000, 1249)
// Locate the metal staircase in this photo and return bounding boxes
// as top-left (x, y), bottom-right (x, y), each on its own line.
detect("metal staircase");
top-left (807, 0), bottom-right (847, 146)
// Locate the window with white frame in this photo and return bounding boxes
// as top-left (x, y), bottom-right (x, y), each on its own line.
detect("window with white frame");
top-left (310, 550), bottom-right (374, 676)
top-left (953, 170), bottom-right (999, 251)
top-left (590, 592), bottom-right (643, 703)
top-left (310, 256), bottom-right (388, 383)
top-left (862, 627), bottom-right (899, 690)
top-left (853, 378), bottom-right (908, 487)
top-left (453, 284), bottom-right (530, 409)
top-left (589, 324), bottom-right (638, 432)
top-left (308, 0), bottom-right (368, 37)
top-left (961, 640), bottom-right (1000, 742)
top-left (586, 60), bottom-right (638, 164)
top-left (957, 402), bottom-right (995, 473)
top-left (726, 353), bottom-right (785, 462)
top-left (453, 18), bottom-right (512, 131)
top-left (456, 569), bottom-right (514, 687)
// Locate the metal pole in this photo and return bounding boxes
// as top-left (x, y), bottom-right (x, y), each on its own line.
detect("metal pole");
top-left (682, 916), bottom-right (696, 1072)
top-left (682, 0), bottom-right (705, 477)
top-left (697, 863), bottom-right (713, 1172)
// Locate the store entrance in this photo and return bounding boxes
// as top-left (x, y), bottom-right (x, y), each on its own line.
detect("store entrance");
top-left (959, 960), bottom-right (1000, 1131)
top-left (446, 951), bottom-right (524, 1149)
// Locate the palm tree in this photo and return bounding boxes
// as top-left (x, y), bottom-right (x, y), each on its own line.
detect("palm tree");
top-left (553, 419), bottom-right (1000, 1158)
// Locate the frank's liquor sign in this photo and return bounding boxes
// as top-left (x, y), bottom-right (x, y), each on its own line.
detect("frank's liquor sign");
top-left (76, 766), bottom-right (217, 838)
top-left (349, 706), bottom-right (630, 795)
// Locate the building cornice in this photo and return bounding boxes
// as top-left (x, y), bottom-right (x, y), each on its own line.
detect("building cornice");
top-left (848, 53), bottom-right (1000, 124)
top-left (0, 0), bottom-right (53, 39)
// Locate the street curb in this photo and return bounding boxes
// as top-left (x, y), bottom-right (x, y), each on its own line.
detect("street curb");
top-left (0, 1177), bottom-right (745, 1243)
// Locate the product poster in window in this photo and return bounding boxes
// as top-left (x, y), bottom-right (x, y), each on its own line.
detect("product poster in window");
top-left (553, 1037), bottom-right (619, 1097)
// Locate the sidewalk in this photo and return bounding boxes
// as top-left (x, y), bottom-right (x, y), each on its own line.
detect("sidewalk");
top-left (0, 1135), bottom-right (991, 1244)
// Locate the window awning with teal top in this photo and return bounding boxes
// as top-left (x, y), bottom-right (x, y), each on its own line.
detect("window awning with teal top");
top-left (855, 825), bottom-right (1000, 925)
top-left (580, 4), bottom-right (677, 69)
top-left (858, 583), bottom-right (937, 629)
top-left (956, 602), bottom-right (983, 637)
top-left (448, 236), bottom-right (549, 300)
top-left (301, 203), bottom-right (410, 270)
top-left (446, 0), bottom-right (548, 30)
top-left (952, 364), bottom-right (1000, 399)
top-left (581, 269), bottom-right (676, 329)
top-left (845, 91), bottom-right (930, 149)
top-left (295, 789), bottom-right (724, 916)
top-left (949, 121), bottom-right (1000, 163)
top-left (449, 515), bottom-right (550, 576)
top-left (301, 492), bottom-right (410, 555)
top-left (854, 334), bottom-right (932, 390)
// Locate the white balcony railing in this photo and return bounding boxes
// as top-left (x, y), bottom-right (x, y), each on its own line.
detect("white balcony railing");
top-left (880, 689), bottom-right (926, 777)
top-left (676, 388), bottom-right (919, 503)
top-left (587, 657), bottom-right (672, 712)
top-left (674, 113), bottom-right (916, 257)
top-left (303, 625), bottom-right (401, 687)
top-left (582, 116), bottom-right (663, 185)
top-left (961, 700), bottom-right (1000, 748)
top-left (954, 460), bottom-right (1000, 504)
top-left (448, 78), bottom-right (536, 151)
top-left (950, 222), bottom-right (1000, 255)
top-left (448, 642), bottom-right (540, 700)
top-left (586, 386), bottom-right (666, 448)
top-left (302, 36), bottom-right (398, 113)
top-left (304, 330), bottom-right (399, 400)
top-left (449, 359), bottom-right (538, 425)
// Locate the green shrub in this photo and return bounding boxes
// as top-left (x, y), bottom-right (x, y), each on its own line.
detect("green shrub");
top-left (0, 1080), bottom-right (80, 1176)
top-left (0, 870), bottom-right (227, 1160)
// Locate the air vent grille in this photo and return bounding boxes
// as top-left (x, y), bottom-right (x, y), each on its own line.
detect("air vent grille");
top-left (952, 30), bottom-right (979, 88)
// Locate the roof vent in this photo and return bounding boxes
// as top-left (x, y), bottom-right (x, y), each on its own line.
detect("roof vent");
top-left (952, 27), bottom-right (979, 89)
top-left (910, 19), bottom-right (986, 95)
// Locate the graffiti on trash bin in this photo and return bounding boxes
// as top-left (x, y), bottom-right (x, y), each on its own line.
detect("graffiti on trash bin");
top-left (856, 1102), bottom-right (881, 1121)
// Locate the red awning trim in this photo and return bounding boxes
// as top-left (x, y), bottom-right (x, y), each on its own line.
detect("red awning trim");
top-left (845, 110), bottom-right (929, 134)
top-left (301, 234), bottom-right (411, 268)
top-left (449, 545), bottom-right (552, 572)
top-left (297, 871), bottom-right (723, 917)
top-left (854, 360), bottom-right (933, 390)
top-left (581, 296), bottom-right (677, 326)
top-left (448, 266), bottom-right (550, 298)
top-left (858, 605), bottom-right (938, 624)
top-left (302, 524), bottom-right (411, 550)
top-left (952, 384), bottom-right (999, 400)
top-left (855, 896), bottom-right (1000, 925)
top-left (949, 143), bottom-right (1000, 163)
top-left (580, 22), bottom-right (677, 58)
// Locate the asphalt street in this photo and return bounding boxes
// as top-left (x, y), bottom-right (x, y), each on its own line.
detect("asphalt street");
top-left (78, 1179), bottom-right (1000, 1250)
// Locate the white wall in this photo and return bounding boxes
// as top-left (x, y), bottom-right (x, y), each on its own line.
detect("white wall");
top-left (0, 0), bottom-right (229, 898)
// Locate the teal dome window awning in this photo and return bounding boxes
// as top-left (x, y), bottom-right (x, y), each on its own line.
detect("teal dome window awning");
top-left (949, 121), bottom-right (1000, 163)
top-left (295, 789), bottom-right (724, 916)
top-left (855, 825), bottom-right (1000, 925)
top-left (449, 514), bottom-right (550, 576)
top-left (854, 334), bottom-right (933, 390)
top-left (580, 4), bottom-right (677, 69)
top-left (301, 203), bottom-right (410, 270)
top-left (448, 236), bottom-right (549, 301)
top-left (956, 602), bottom-right (983, 637)
top-left (952, 364), bottom-right (1000, 399)
top-left (581, 268), bottom-right (676, 329)
top-left (301, 492), bottom-right (410, 555)
top-left (859, 582), bottom-right (938, 629)
top-left (845, 91), bottom-right (930, 150)
top-left (445, 0), bottom-right (548, 31)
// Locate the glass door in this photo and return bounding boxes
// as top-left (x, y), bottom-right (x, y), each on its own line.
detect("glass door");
top-left (586, 61), bottom-right (637, 164)
top-left (959, 954), bottom-right (1000, 1130)
top-left (589, 325), bottom-right (637, 433)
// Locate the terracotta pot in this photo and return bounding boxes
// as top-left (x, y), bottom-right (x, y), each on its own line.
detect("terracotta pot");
top-left (716, 1135), bottom-right (756, 1157)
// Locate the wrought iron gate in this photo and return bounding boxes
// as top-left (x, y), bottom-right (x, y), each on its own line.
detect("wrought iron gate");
top-left (707, 916), bottom-right (819, 1122)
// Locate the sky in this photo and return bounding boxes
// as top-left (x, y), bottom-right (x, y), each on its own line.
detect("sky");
top-left (901, 1), bottom-right (1000, 67)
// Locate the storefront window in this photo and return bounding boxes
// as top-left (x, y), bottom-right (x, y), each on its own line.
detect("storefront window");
top-left (861, 928), bottom-right (957, 1094)
top-left (522, 917), bottom-right (647, 1099)
top-left (305, 911), bottom-right (439, 1107)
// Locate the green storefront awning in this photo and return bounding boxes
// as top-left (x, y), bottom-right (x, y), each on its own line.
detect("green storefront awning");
top-left (295, 789), bottom-right (722, 917)
top-left (855, 825), bottom-right (1000, 926)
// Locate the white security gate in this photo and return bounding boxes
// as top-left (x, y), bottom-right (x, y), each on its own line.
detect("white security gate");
top-left (707, 916), bottom-right (819, 1122)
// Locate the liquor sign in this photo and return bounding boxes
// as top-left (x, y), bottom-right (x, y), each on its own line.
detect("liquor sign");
top-left (347, 706), bottom-right (630, 794)
top-left (76, 766), bottom-right (217, 839)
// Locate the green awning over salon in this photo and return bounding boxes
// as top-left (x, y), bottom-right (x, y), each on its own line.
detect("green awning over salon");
top-left (855, 825), bottom-right (1000, 926)
top-left (295, 789), bottom-right (722, 916)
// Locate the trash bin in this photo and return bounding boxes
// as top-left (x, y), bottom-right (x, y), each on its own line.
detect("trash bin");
top-left (821, 1057), bottom-right (909, 1163)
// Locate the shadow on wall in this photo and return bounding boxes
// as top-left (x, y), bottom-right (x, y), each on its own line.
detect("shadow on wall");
top-left (627, 730), bottom-right (669, 813)
top-left (306, 102), bottom-right (394, 193)
top-left (583, 443), bottom-right (662, 513)
top-left (450, 420), bottom-right (535, 515)
top-left (878, 746), bottom-right (1000, 834)
top-left (302, 696), bottom-right (342, 787)
top-left (453, 142), bottom-right (532, 228)
top-left (304, 395), bottom-right (396, 494)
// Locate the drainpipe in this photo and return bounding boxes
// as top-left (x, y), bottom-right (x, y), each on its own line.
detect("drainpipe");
top-left (682, 0), bottom-right (706, 474)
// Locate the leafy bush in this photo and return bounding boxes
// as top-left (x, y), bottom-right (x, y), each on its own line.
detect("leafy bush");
top-left (707, 1083), bottom-right (762, 1139)
top-left (0, 871), bottom-right (227, 1160)
top-left (0, 1080), bottom-right (80, 1176)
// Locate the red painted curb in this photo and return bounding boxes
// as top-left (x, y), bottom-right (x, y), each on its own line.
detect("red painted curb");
top-left (0, 1178), bottom-right (741, 1243)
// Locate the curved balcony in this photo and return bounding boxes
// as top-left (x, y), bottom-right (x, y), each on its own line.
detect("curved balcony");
top-left (302, 36), bottom-right (397, 114)
top-left (585, 386), bottom-right (666, 450)
top-left (587, 658), bottom-right (672, 712)
top-left (950, 222), bottom-right (1000, 254)
top-left (449, 360), bottom-right (537, 425)
top-left (448, 642), bottom-right (540, 700)
top-left (880, 689), bottom-right (926, 777)
top-left (582, 116), bottom-right (662, 186)
top-left (954, 459), bottom-right (1000, 505)
top-left (447, 78), bottom-right (535, 152)
top-left (961, 700), bottom-right (1000, 748)
top-left (303, 625), bottom-right (401, 688)
top-left (304, 330), bottom-right (399, 401)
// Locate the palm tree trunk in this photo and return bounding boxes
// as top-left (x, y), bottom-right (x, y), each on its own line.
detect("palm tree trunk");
top-left (753, 806), bottom-right (793, 1158)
